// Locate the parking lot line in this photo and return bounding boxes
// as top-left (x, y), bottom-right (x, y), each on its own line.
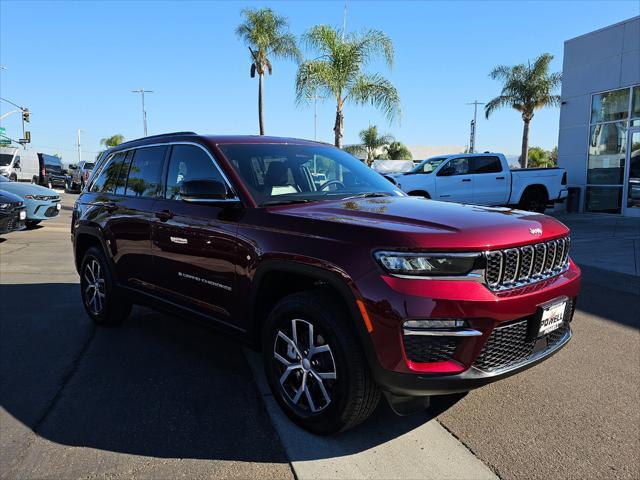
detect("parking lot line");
top-left (244, 349), bottom-right (497, 480)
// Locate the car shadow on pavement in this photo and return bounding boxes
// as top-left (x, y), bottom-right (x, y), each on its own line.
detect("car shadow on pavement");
top-left (0, 282), bottom-right (445, 463)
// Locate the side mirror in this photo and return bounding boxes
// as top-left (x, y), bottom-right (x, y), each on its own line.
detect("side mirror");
top-left (14, 160), bottom-right (21, 169)
top-left (179, 179), bottom-right (232, 203)
top-left (438, 166), bottom-right (454, 177)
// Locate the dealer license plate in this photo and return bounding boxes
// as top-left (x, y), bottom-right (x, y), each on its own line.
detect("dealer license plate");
top-left (538, 297), bottom-right (567, 335)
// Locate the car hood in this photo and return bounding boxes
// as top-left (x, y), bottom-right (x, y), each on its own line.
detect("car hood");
top-left (0, 182), bottom-right (58, 198)
top-left (268, 196), bottom-right (569, 250)
top-left (0, 190), bottom-right (24, 205)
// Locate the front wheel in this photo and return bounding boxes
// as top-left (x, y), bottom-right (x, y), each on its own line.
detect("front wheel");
top-left (262, 290), bottom-right (380, 434)
top-left (80, 246), bottom-right (132, 324)
top-left (47, 178), bottom-right (53, 189)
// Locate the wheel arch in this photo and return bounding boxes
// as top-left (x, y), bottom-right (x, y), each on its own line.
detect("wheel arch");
top-left (516, 183), bottom-right (549, 204)
top-left (407, 190), bottom-right (431, 198)
top-left (248, 260), bottom-right (369, 350)
top-left (74, 226), bottom-right (113, 274)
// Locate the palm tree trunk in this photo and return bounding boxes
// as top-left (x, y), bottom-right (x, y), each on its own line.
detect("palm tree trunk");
top-left (520, 118), bottom-right (531, 168)
top-left (258, 73), bottom-right (265, 135)
top-left (334, 104), bottom-right (344, 148)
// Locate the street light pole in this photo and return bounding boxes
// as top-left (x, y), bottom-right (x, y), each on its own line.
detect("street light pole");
top-left (132, 88), bottom-right (153, 137)
top-left (466, 100), bottom-right (485, 153)
top-left (77, 129), bottom-right (83, 164)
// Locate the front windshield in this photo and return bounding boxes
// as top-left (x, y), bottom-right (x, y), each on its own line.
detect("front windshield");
top-left (0, 154), bottom-right (14, 166)
top-left (410, 157), bottom-right (448, 174)
top-left (219, 143), bottom-right (404, 206)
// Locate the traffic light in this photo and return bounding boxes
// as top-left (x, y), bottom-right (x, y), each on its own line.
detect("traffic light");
top-left (22, 108), bottom-right (30, 123)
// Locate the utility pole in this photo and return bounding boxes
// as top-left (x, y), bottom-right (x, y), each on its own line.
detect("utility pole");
top-left (466, 100), bottom-right (484, 153)
top-left (132, 88), bottom-right (153, 136)
top-left (313, 95), bottom-right (318, 141)
top-left (77, 129), bottom-right (82, 164)
top-left (342, 1), bottom-right (347, 39)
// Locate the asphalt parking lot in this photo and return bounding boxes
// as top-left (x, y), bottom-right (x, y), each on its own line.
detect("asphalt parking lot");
top-left (1, 192), bottom-right (639, 479)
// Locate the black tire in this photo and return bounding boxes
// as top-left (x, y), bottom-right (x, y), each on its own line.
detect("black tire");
top-left (519, 189), bottom-right (547, 213)
top-left (31, 176), bottom-right (38, 185)
top-left (80, 246), bottom-right (132, 325)
top-left (408, 190), bottom-right (431, 199)
top-left (262, 289), bottom-right (380, 435)
top-left (9, 174), bottom-right (17, 182)
top-left (47, 178), bottom-right (53, 189)
top-left (25, 220), bottom-right (41, 228)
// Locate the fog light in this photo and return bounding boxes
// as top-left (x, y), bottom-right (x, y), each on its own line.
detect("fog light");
top-left (404, 319), bottom-right (466, 329)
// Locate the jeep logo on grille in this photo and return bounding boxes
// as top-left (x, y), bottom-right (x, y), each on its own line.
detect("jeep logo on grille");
top-left (529, 227), bottom-right (543, 235)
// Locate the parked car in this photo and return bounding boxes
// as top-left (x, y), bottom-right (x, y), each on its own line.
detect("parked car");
top-left (0, 189), bottom-right (27, 234)
top-left (0, 176), bottom-right (61, 227)
top-left (69, 160), bottom-right (95, 191)
top-left (72, 132), bottom-right (580, 434)
top-left (0, 147), bottom-right (40, 183)
top-left (393, 153), bottom-right (568, 212)
top-left (38, 153), bottom-right (67, 189)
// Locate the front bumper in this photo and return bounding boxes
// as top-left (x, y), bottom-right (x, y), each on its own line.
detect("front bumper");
top-left (25, 199), bottom-right (61, 220)
top-left (356, 260), bottom-right (581, 395)
top-left (0, 207), bottom-right (27, 233)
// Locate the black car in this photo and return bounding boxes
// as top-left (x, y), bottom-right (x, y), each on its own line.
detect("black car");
top-left (0, 190), bottom-right (27, 234)
top-left (38, 154), bottom-right (67, 189)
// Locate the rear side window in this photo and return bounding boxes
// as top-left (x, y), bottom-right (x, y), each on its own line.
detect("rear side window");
top-left (472, 156), bottom-right (502, 174)
top-left (125, 146), bottom-right (166, 198)
top-left (90, 152), bottom-right (125, 194)
top-left (165, 145), bottom-right (226, 200)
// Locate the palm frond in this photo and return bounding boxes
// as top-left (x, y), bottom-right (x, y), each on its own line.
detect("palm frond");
top-left (484, 95), bottom-right (512, 119)
top-left (295, 60), bottom-right (337, 105)
top-left (347, 73), bottom-right (401, 122)
top-left (352, 29), bottom-right (394, 68)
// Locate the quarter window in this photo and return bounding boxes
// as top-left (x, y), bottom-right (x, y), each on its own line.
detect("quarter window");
top-left (90, 152), bottom-right (125, 194)
top-left (114, 151), bottom-right (134, 195)
top-left (125, 146), bottom-right (166, 198)
top-left (165, 145), bottom-right (226, 200)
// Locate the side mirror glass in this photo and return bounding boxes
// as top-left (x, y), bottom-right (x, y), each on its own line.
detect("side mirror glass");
top-left (179, 179), bottom-right (231, 202)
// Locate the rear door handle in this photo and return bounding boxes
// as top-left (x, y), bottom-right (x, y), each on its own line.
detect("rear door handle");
top-left (461, 178), bottom-right (471, 182)
top-left (155, 209), bottom-right (174, 221)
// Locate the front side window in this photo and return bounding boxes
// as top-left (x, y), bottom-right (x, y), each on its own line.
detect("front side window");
top-left (0, 154), bottom-right (13, 166)
top-left (165, 145), bottom-right (226, 200)
top-left (219, 143), bottom-right (402, 206)
top-left (125, 146), bottom-right (166, 198)
top-left (438, 157), bottom-right (470, 176)
top-left (90, 152), bottom-right (125, 194)
top-left (472, 156), bottom-right (502, 174)
top-left (410, 157), bottom-right (447, 174)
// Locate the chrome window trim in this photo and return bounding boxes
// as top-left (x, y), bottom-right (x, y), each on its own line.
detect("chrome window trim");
top-left (88, 141), bottom-right (239, 201)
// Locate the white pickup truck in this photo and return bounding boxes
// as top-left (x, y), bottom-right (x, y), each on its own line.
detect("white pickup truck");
top-left (392, 153), bottom-right (568, 213)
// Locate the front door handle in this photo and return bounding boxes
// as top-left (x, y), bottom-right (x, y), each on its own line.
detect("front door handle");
top-left (496, 176), bottom-right (505, 180)
top-left (155, 209), bottom-right (174, 221)
top-left (461, 178), bottom-right (471, 182)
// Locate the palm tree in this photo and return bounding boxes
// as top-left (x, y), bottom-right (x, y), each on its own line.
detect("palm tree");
top-left (485, 53), bottom-right (561, 168)
top-left (236, 8), bottom-right (300, 135)
top-left (386, 141), bottom-right (412, 160)
top-left (344, 125), bottom-right (394, 165)
top-left (295, 25), bottom-right (400, 148)
top-left (100, 134), bottom-right (125, 148)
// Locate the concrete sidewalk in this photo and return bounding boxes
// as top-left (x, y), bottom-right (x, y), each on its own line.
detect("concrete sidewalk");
top-left (552, 213), bottom-right (640, 278)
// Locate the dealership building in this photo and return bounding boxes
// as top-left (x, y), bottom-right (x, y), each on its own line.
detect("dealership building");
top-left (557, 16), bottom-right (639, 215)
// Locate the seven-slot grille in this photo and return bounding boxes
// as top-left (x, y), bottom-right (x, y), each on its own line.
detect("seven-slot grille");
top-left (485, 237), bottom-right (570, 291)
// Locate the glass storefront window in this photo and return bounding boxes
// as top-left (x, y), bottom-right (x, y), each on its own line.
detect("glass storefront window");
top-left (632, 86), bottom-right (640, 120)
top-left (585, 186), bottom-right (623, 213)
top-left (628, 131), bottom-right (640, 210)
top-left (591, 88), bottom-right (630, 123)
top-left (587, 122), bottom-right (627, 184)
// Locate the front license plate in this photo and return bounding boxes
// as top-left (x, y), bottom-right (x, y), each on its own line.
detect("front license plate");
top-left (538, 297), bottom-right (567, 335)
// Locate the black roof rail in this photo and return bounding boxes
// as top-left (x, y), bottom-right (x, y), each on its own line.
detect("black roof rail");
top-left (118, 131), bottom-right (198, 147)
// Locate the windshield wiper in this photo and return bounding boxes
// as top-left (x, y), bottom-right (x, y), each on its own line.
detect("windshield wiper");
top-left (342, 192), bottom-right (394, 200)
top-left (261, 199), bottom-right (312, 206)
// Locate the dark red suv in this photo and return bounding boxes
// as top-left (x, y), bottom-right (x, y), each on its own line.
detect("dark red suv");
top-left (72, 132), bottom-right (581, 434)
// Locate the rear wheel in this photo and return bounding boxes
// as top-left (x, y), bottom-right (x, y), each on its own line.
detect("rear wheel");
top-left (262, 290), bottom-right (380, 434)
top-left (519, 189), bottom-right (547, 213)
top-left (31, 176), bottom-right (38, 184)
top-left (80, 246), bottom-right (131, 324)
top-left (9, 173), bottom-right (17, 182)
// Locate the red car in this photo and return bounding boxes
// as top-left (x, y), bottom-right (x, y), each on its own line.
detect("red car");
top-left (71, 132), bottom-right (580, 434)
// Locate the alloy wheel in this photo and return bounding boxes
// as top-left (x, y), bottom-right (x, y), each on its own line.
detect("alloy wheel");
top-left (84, 259), bottom-right (106, 315)
top-left (273, 318), bottom-right (337, 413)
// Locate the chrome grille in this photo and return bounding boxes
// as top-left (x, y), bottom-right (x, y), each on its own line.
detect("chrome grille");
top-left (484, 237), bottom-right (570, 291)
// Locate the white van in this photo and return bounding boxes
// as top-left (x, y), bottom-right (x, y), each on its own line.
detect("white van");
top-left (0, 147), bottom-right (40, 183)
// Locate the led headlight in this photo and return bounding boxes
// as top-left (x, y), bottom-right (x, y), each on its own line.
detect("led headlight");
top-left (375, 251), bottom-right (481, 276)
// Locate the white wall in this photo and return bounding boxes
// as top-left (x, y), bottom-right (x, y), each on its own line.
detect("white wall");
top-left (557, 16), bottom-right (640, 210)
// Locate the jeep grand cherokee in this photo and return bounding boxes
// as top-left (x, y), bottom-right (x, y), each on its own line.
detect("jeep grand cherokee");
top-left (72, 132), bottom-right (581, 434)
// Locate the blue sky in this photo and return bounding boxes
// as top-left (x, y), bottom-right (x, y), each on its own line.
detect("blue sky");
top-left (1, 0), bottom-right (638, 163)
